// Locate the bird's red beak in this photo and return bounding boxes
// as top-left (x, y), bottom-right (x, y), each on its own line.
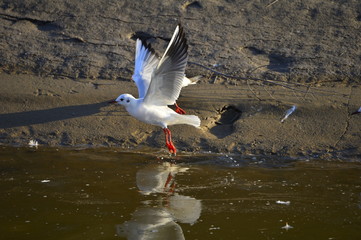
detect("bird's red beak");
top-left (108, 100), bottom-right (117, 104)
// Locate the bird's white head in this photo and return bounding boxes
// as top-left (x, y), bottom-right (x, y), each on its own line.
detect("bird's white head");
top-left (114, 94), bottom-right (135, 107)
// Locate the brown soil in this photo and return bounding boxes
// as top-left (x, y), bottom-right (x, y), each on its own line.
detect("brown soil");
top-left (0, 0), bottom-right (360, 158)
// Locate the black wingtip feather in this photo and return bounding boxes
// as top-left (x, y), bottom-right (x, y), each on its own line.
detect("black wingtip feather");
top-left (143, 24), bottom-right (190, 106)
top-left (166, 24), bottom-right (188, 64)
top-left (140, 39), bottom-right (157, 56)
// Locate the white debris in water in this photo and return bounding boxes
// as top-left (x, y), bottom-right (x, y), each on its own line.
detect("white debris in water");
top-left (41, 180), bottom-right (51, 183)
top-left (209, 225), bottom-right (221, 230)
top-left (276, 200), bottom-right (291, 205)
top-left (281, 222), bottom-right (294, 230)
top-left (281, 105), bottom-right (297, 123)
top-left (28, 139), bottom-right (39, 147)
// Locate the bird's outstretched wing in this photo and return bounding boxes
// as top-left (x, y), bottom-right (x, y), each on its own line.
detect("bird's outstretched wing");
top-left (132, 39), bottom-right (159, 98)
top-left (144, 25), bottom-right (188, 106)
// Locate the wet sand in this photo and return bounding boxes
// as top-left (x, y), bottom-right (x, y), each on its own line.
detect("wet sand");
top-left (0, 73), bottom-right (360, 158)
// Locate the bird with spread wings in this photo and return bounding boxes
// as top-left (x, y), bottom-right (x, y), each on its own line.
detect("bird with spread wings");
top-left (110, 25), bottom-right (200, 154)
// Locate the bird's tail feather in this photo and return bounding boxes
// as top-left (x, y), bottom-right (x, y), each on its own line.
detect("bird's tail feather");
top-left (182, 75), bottom-right (201, 87)
top-left (188, 75), bottom-right (201, 84)
top-left (174, 114), bottom-right (201, 128)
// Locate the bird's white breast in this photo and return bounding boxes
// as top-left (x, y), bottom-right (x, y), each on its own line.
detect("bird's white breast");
top-left (125, 100), bottom-right (172, 128)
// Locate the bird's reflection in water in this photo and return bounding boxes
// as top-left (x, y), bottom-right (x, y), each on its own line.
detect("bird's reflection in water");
top-left (116, 162), bottom-right (202, 239)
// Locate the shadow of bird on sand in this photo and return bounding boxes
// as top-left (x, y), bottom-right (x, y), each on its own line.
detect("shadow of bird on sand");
top-left (0, 101), bottom-right (111, 129)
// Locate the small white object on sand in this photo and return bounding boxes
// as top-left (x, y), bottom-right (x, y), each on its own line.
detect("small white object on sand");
top-left (28, 140), bottom-right (39, 147)
top-left (281, 105), bottom-right (297, 123)
top-left (351, 106), bottom-right (361, 115)
top-left (276, 200), bottom-right (291, 205)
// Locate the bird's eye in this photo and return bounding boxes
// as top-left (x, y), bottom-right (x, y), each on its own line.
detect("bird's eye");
top-left (120, 98), bottom-right (124, 101)
top-left (126, 99), bottom-right (130, 103)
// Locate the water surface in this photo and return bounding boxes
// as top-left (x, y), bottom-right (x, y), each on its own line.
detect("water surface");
top-left (1, 147), bottom-right (360, 239)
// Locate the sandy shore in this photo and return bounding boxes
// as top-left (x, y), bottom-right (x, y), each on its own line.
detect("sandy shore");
top-left (0, 0), bottom-right (360, 158)
top-left (0, 73), bottom-right (360, 158)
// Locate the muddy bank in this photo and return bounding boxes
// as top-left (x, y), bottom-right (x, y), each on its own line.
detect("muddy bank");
top-left (0, 73), bottom-right (360, 158)
top-left (0, 0), bottom-right (360, 158)
top-left (0, 0), bottom-right (360, 83)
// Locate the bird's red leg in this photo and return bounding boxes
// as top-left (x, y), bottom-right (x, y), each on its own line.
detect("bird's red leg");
top-left (166, 128), bottom-right (177, 154)
top-left (169, 182), bottom-right (176, 194)
top-left (163, 128), bottom-right (170, 146)
top-left (175, 102), bottom-right (186, 115)
top-left (163, 128), bottom-right (177, 154)
top-left (164, 172), bottom-right (173, 189)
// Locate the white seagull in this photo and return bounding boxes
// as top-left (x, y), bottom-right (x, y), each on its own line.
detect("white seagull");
top-left (110, 25), bottom-right (201, 154)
